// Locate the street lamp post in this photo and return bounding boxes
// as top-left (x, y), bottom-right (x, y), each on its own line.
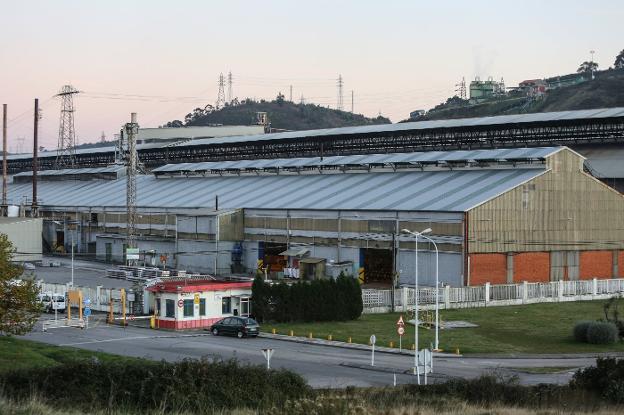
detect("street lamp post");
top-left (420, 234), bottom-right (439, 351)
top-left (402, 227), bottom-right (431, 380)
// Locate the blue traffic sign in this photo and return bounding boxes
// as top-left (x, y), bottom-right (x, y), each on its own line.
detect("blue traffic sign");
top-left (83, 298), bottom-right (91, 305)
top-left (84, 308), bottom-right (91, 317)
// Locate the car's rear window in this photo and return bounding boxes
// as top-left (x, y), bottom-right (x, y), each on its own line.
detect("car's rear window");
top-left (245, 318), bottom-right (258, 325)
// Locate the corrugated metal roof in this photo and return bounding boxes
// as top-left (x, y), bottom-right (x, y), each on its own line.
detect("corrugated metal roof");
top-left (6, 168), bottom-right (545, 212)
top-left (582, 147), bottom-right (624, 178)
top-left (153, 147), bottom-right (560, 174)
top-left (14, 166), bottom-right (125, 177)
top-left (178, 107), bottom-right (624, 148)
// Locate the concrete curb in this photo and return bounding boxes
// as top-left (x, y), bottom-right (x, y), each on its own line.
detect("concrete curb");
top-left (258, 332), bottom-right (462, 357)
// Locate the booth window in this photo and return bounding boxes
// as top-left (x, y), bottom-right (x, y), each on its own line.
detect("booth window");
top-left (222, 297), bottom-right (231, 314)
top-left (199, 298), bottom-right (206, 316)
top-left (183, 299), bottom-right (194, 317)
top-left (165, 299), bottom-right (175, 318)
top-left (156, 298), bottom-right (161, 316)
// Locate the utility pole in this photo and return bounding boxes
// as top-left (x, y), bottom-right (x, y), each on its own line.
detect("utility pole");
top-left (289, 85), bottom-right (293, 102)
top-left (351, 90), bottom-right (354, 113)
top-left (227, 71), bottom-right (233, 103)
top-left (2, 104), bottom-right (7, 214)
top-left (216, 73), bottom-right (226, 109)
top-left (55, 85), bottom-right (79, 169)
top-left (32, 99), bottom-right (39, 217)
top-left (337, 74), bottom-right (344, 110)
top-left (124, 113), bottom-right (139, 253)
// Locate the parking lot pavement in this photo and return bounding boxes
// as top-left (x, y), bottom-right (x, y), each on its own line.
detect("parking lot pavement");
top-left (30, 256), bottom-right (133, 289)
top-left (22, 320), bottom-right (595, 388)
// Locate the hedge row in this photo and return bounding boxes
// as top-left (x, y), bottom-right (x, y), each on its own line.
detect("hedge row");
top-left (0, 358), bottom-right (309, 412)
top-left (252, 275), bottom-right (363, 323)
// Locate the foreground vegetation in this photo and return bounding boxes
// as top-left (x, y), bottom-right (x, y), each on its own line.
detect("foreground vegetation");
top-left (2, 337), bottom-right (624, 414)
top-left (264, 300), bottom-right (624, 354)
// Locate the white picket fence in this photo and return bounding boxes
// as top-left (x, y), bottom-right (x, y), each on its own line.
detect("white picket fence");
top-left (362, 278), bottom-right (624, 313)
top-left (38, 281), bottom-right (153, 315)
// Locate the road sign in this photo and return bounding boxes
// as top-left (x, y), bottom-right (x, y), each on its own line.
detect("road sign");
top-left (84, 307), bottom-right (91, 317)
top-left (177, 299), bottom-right (184, 308)
top-left (369, 334), bottom-right (377, 366)
top-left (398, 326), bottom-right (405, 336)
top-left (194, 293), bottom-right (200, 305)
top-left (397, 315), bottom-right (405, 327)
top-left (126, 248), bottom-right (139, 260)
top-left (369, 334), bottom-right (376, 345)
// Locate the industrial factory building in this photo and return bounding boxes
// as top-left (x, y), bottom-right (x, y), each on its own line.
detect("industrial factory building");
top-left (6, 144), bottom-right (624, 287)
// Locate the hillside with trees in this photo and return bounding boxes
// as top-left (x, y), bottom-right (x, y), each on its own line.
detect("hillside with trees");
top-left (165, 94), bottom-right (391, 131)
top-left (411, 49), bottom-right (624, 122)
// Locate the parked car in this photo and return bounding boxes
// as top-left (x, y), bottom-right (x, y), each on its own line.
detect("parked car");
top-left (208, 317), bottom-right (259, 338)
top-left (37, 293), bottom-right (67, 313)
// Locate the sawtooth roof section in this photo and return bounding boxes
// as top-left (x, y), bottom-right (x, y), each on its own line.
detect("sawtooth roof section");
top-left (7, 168), bottom-right (546, 212)
top-left (153, 147), bottom-right (560, 174)
top-left (14, 165), bottom-right (125, 177)
top-left (177, 107), bottom-right (624, 147)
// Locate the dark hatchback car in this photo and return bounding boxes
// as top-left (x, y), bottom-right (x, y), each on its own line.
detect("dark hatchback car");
top-left (209, 317), bottom-right (260, 338)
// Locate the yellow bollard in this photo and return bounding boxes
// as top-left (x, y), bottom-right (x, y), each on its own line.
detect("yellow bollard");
top-left (150, 315), bottom-right (155, 329)
top-left (348, 336), bottom-right (352, 343)
top-left (272, 328), bottom-right (276, 334)
top-left (289, 330), bottom-right (294, 337)
top-left (455, 347), bottom-right (460, 355)
top-left (308, 332), bottom-right (313, 339)
top-left (389, 341), bottom-right (394, 348)
top-left (411, 344), bottom-right (415, 350)
top-left (328, 334), bottom-right (333, 341)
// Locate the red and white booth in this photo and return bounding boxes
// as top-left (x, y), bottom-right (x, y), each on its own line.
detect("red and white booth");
top-left (148, 279), bottom-right (253, 330)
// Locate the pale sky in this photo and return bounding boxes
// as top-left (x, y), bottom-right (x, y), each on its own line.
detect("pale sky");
top-left (1, 0), bottom-right (623, 150)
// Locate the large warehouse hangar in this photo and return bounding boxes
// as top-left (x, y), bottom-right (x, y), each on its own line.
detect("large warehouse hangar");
top-left (8, 143), bottom-right (624, 287)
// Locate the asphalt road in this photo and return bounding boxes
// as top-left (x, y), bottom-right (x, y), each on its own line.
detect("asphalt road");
top-left (23, 318), bottom-right (596, 388)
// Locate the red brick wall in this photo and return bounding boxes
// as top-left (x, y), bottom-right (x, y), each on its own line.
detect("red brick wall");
top-left (619, 251), bottom-right (624, 278)
top-left (469, 254), bottom-right (507, 285)
top-left (579, 251), bottom-right (613, 280)
top-left (513, 252), bottom-right (550, 283)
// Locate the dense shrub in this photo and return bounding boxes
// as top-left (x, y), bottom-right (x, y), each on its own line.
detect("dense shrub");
top-left (252, 274), bottom-right (363, 323)
top-left (571, 357), bottom-right (624, 403)
top-left (0, 358), bottom-right (309, 413)
top-left (586, 321), bottom-right (619, 344)
top-left (573, 320), bottom-right (593, 343)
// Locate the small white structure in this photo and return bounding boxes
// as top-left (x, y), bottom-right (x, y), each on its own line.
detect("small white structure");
top-left (147, 279), bottom-right (252, 330)
top-left (0, 217), bottom-right (42, 262)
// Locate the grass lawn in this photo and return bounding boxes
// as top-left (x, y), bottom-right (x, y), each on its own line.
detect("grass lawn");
top-left (263, 300), bottom-right (624, 354)
top-left (0, 336), bottom-right (139, 372)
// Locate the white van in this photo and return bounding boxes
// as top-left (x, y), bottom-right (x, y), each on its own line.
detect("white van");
top-left (38, 293), bottom-right (67, 313)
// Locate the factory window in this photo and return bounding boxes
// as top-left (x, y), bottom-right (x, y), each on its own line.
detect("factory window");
top-left (199, 298), bottom-right (206, 316)
top-left (222, 297), bottom-right (231, 314)
top-left (165, 299), bottom-right (175, 318)
top-left (183, 299), bottom-right (194, 317)
top-left (90, 213), bottom-right (98, 223)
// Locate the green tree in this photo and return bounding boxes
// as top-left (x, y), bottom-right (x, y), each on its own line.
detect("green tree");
top-left (577, 61), bottom-right (599, 73)
top-left (615, 49), bottom-right (624, 69)
top-left (251, 276), bottom-right (267, 322)
top-left (0, 234), bottom-right (40, 335)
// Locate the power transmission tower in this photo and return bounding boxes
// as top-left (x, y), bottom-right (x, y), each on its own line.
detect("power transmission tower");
top-left (455, 77), bottom-right (467, 100)
top-left (300, 94), bottom-right (305, 105)
top-left (55, 85), bottom-right (79, 169)
top-left (123, 113), bottom-right (139, 252)
top-left (337, 74), bottom-right (344, 110)
top-left (227, 71), bottom-right (233, 103)
top-left (216, 73), bottom-right (226, 109)
top-left (100, 131), bottom-right (106, 143)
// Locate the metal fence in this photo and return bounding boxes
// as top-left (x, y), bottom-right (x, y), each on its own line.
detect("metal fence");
top-left (362, 278), bottom-right (624, 313)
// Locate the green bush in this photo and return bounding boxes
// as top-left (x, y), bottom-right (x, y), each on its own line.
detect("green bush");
top-left (573, 320), bottom-right (593, 343)
top-left (251, 274), bottom-right (363, 323)
top-left (586, 321), bottom-right (619, 344)
top-left (0, 358), bottom-right (309, 413)
top-left (571, 357), bottom-right (624, 404)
